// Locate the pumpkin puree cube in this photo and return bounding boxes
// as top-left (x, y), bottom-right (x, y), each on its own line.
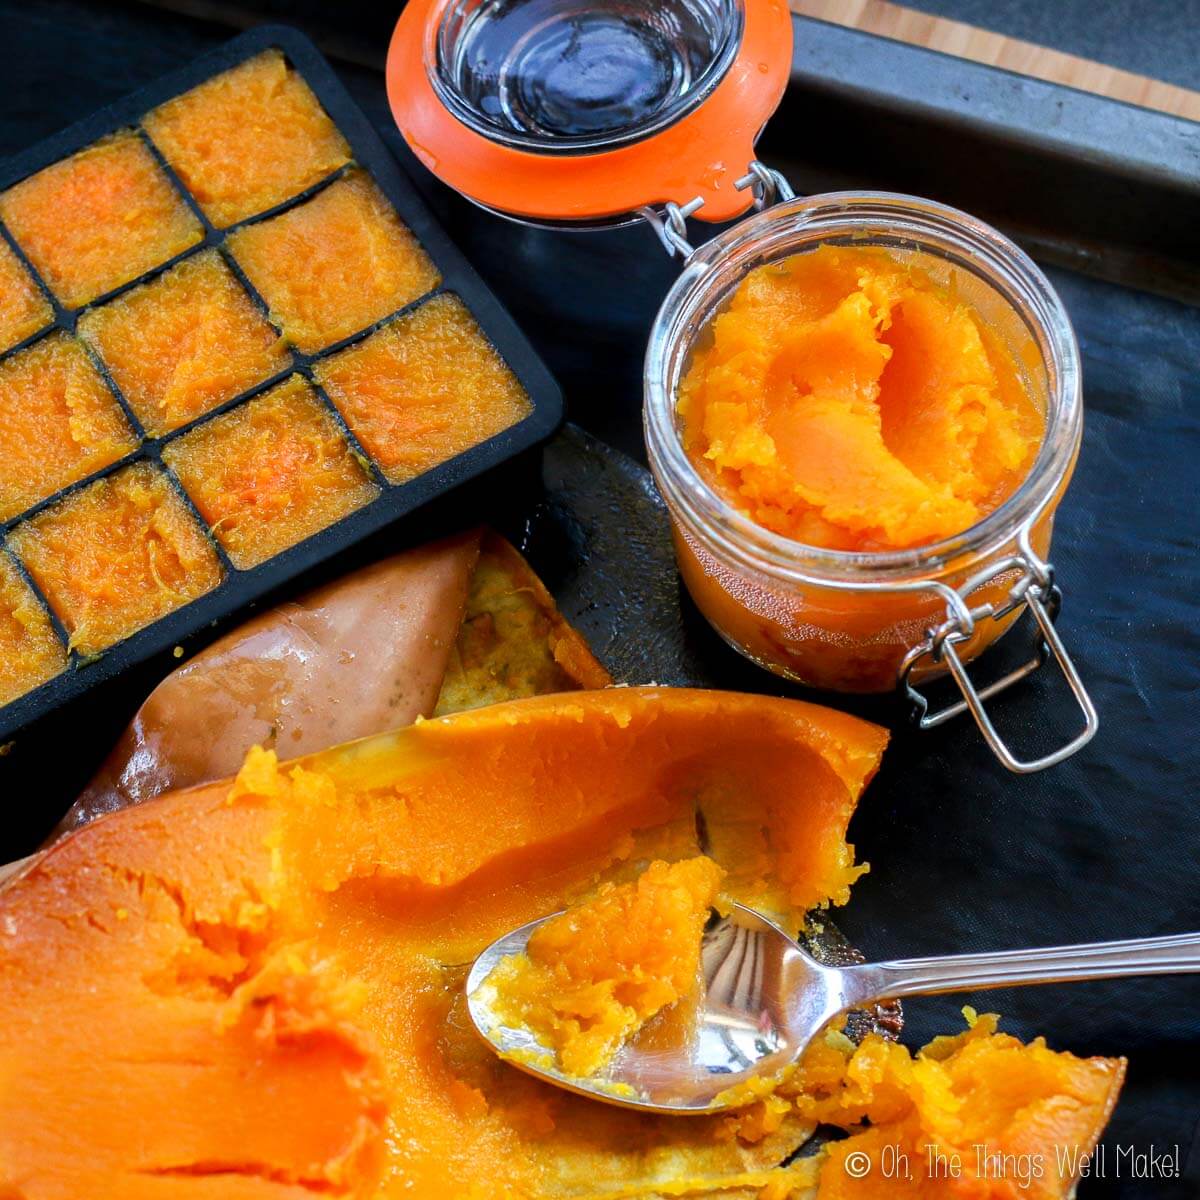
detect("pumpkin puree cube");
top-left (0, 553), bottom-right (65, 707)
top-left (8, 463), bottom-right (222, 656)
top-left (79, 250), bottom-right (289, 436)
top-left (315, 294), bottom-right (531, 482)
top-left (144, 49), bottom-right (351, 228)
top-left (0, 132), bottom-right (202, 309)
top-left (483, 856), bottom-right (724, 1077)
top-left (163, 376), bottom-right (379, 569)
top-left (0, 335), bottom-right (138, 522)
top-left (0, 237), bottom-right (52, 352)
top-left (228, 171), bottom-right (439, 352)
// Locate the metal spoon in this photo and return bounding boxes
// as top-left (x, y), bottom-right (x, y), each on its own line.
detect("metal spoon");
top-left (467, 904), bottom-right (1200, 1114)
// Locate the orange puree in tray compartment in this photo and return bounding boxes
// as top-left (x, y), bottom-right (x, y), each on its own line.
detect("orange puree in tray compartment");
top-left (679, 245), bottom-right (1045, 553)
top-left (0, 235), bottom-right (52, 352)
top-left (0, 131), bottom-right (202, 309)
top-left (0, 334), bottom-right (137, 522)
top-left (8, 462), bottom-right (222, 657)
top-left (228, 171), bottom-right (440, 353)
top-left (163, 375), bottom-right (379, 569)
top-left (0, 552), bottom-right (65, 707)
top-left (316, 293), bottom-right (532, 483)
top-left (482, 856), bottom-right (725, 1078)
top-left (79, 250), bottom-right (289, 436)
top-left (144, 49), bottom-right (351, 228)
top-left (0, 690), bottom-right (1124, 1198)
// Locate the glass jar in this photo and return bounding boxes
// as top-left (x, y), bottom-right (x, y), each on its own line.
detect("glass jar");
top-left (389, 2), bottom-right (1098, 771)
top-left (645, 192), bottom-right (1098, 772)
top-left (430, 0), bottom-right (745, 157)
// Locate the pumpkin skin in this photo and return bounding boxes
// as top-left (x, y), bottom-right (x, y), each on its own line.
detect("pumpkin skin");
top-left (61, 529), bottom-right (609, 836)
top-left (0, 689), bottom-right (1122, 1199)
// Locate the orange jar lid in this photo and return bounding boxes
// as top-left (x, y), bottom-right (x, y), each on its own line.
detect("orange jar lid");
top-left (387, 0), bottom-right (793, 224)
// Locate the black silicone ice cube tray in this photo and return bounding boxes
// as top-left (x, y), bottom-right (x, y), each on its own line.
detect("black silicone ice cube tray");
top-left (0, 24), bottom-right (562, 741)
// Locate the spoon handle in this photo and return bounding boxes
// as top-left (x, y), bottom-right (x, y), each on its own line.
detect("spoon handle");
top-left (841, 931), bottom-right (1200, 1004)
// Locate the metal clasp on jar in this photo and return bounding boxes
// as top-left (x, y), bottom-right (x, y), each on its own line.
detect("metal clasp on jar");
top-left (899, 526), bottom-right (1099, 773)
top-left (639, 160), bottom-right (795, 260)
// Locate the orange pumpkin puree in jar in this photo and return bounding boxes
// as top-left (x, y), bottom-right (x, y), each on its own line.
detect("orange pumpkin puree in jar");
top-left (482, 856), bottom-right (724, 1077)
top-left (675, 245), bottom-right (1048, 691)
top-left (680, 246), bottom-right (1043, 551)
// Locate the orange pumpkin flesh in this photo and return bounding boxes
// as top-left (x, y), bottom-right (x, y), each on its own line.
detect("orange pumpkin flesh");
top-left (0, 689), bottom-right (1123, 1198)
top-left (678, 246), bottom-right (1044, 553)
top-left (0, 689), bottom-right (880, 1196)
top-left (484, 856), bottom-right (725, 1077)
top-left (791, 1013), bottom-right (1126, 1200)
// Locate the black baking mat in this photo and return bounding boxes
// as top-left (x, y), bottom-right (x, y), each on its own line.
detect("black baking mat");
top-left (0, 5), bottom-right (1197, 1196)
top-left (0, 24), bottom-right (562, 742)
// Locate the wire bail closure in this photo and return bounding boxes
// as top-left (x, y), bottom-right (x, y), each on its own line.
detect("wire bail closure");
top-left (640, 161), bottom-right (795, 261)
top-left (899, 526), bottom-right (1099, 773)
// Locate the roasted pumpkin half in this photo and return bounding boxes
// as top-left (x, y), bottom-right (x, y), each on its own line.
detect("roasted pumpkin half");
top-left (0, 688), bottom-right (1123, 1199)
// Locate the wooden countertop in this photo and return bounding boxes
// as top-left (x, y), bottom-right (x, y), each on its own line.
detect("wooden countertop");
top-left (790, 0), bottom-right (1200, 122)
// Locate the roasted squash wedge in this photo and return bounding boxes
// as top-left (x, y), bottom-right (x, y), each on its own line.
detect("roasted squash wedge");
top-left (0, 688), bottom-right (1123, 1199)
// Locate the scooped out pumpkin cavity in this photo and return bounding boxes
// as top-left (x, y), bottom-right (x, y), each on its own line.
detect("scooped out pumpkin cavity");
top-left (678, 245), bottom-right (1046, 552)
